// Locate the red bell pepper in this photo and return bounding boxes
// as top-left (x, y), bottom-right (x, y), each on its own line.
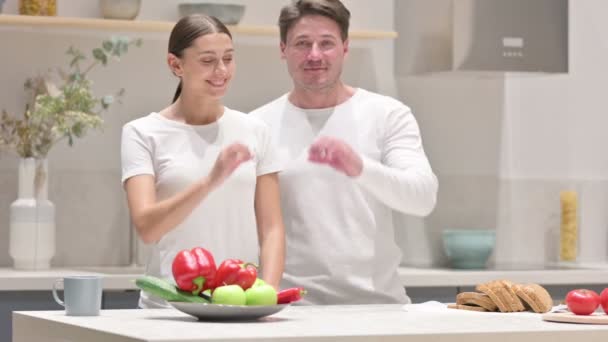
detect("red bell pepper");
top-left (277, 287), bottom-right (307, 304)
top-left (214, 259), bottom-right (258, 290)
top-left (172, 247), bottom-right (217, 295)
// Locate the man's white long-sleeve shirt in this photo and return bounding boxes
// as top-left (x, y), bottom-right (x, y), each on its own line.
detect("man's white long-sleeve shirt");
top-left (251, 88), bottom-right (438, 304)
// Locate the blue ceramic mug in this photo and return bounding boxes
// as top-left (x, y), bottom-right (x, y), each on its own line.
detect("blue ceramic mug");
top-left (52, 276), bottom-right (102, 316)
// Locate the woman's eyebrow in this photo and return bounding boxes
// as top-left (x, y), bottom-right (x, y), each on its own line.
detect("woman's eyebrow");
top-left (197, 48), bottom-right (235, 55)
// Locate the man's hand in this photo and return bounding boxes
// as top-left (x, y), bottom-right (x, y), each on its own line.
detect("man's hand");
top-left (208, 143), bottom-right (253, 189)
top-left (308, 136), bottom-right (363, 177)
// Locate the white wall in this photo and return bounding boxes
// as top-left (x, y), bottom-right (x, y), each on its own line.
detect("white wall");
top-left (0, 0), bottom-right (397, 267)
top-left (394, 0), bottom-right (503, 267)
top-left (394, 0), bottom-right (452, 76)
top-left (396, 72), bottom-right (505, 266)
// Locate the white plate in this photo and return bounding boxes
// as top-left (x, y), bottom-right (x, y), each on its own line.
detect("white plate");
top-left (169, 302), bottom-right (290, 321)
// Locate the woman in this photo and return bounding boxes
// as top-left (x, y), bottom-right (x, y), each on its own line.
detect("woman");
top-left (121, 14), bottom-right (285, 308)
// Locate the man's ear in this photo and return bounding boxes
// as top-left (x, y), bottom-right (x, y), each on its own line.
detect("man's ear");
top-left (280, 42), bottom-right (287, 60)
top-left (167, 53), bottom-right (183, 77)
top-left (343, 38), bottom-right (349, 57)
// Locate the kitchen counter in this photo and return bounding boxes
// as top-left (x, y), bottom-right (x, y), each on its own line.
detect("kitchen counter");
top-left (12, 304), bottom-right (608, 342)
top-left (1, 264), bottom-right (607, 291)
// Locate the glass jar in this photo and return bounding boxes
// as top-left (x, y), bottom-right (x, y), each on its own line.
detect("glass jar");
top-left (19, 0), bottom-right (57, 16)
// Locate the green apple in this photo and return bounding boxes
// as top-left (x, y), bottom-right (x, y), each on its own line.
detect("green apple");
top-left (245, 284), bottom-right (277, 306)
top-left (252, 278), bottom-right (266, 287)
top-left (211, 285), bottom-right (246, 306)
top-left (200, 289), bottom-right (212, 301)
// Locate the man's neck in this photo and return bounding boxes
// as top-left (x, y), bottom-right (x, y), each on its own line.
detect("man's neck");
top-left (289, 82), bottom-right (355, 109)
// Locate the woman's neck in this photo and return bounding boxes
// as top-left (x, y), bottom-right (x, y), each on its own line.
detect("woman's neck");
top-left (289, 82), bottom-right (355, 109)
top-left (170, 92), bottom-right (224, 125)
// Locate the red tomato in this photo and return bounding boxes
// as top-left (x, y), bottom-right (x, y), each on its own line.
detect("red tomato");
top-left (600, 288), bottom-right (608, 314)
top-left (565, 289), bottom-right (600, 315)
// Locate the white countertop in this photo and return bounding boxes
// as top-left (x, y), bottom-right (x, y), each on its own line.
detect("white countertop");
top-left (12, 304), bottom-right (608, 342)
top-left (1, 263), bottom-right (607, 291)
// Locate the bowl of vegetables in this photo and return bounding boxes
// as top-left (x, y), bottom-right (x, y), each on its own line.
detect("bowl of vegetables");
top-left (135, 246), bottom-right (304, 320)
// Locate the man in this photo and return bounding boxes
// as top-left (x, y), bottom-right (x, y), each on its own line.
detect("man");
top-left (251, 0), bottom-right (438, 304)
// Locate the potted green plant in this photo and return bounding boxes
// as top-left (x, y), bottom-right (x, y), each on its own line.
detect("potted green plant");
top-left (0, 36), bottom-right (141, 270)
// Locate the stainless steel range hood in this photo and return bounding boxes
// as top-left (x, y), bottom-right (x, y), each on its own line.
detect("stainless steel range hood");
top-left (453, 0), bottom-right (568, 73)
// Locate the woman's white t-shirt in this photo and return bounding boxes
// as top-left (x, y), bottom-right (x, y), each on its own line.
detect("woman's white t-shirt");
top-left (121, 108), bottom-right (282, 308)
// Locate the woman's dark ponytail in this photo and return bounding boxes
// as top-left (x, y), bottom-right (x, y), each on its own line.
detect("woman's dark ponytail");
top-left (172, 81), bottom-right (182, 103)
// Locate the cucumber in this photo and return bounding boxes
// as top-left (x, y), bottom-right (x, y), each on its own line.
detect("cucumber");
top-left (135, 276), bottom-right (209, 303)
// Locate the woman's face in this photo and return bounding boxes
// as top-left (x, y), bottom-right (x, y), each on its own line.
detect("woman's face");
top-left (176, 32), bottom-right (235, 99)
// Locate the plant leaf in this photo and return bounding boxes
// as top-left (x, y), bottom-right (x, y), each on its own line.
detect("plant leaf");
top-left (92, 48), bottom-right (108, 66)
top-left (67, 46), bottom-right (85, 68)
top-left (102, 40), bottom-right (113, 52)
top-left (70, 54), bottom-right (85, 68)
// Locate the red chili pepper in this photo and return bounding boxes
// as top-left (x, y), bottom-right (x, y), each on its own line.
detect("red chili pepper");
top-left (172, 247), bottom-right (217, 295)
top-left (214, 259), bottom-right (258, 290)
top-left (277, 287), bottom-right (307, 304)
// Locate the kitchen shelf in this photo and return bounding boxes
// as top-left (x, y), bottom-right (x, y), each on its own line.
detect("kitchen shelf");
top-left (0, 14), bottom-right (398, 40)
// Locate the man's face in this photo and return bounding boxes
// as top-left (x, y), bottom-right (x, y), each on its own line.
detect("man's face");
top-left (172, 33), bottom-right (235, 99)
top-left (281, 15), bottom-right (349, 92)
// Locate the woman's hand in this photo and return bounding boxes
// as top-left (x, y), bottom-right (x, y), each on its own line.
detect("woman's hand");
top-left (208, 143), bottom-right (253, 189)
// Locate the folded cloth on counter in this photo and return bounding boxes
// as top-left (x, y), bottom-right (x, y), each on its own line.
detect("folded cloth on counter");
top-left (402, 301), bottom-right (451, 312)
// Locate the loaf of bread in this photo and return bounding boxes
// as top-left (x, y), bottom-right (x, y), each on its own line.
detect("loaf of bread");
top-left (456, 292), bottom-right (498, 311)
top-left (449, 280), bottom-right (553, 314)
top-left (513, 283), bottom-right (553, 313)
top-left (475, 279), bottom-right (525, 312)
top-left (447, 303), bottom-right (488, 312)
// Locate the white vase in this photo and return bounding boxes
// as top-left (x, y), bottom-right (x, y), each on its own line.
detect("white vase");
top-left (9, 158), bottom-right (56, 270)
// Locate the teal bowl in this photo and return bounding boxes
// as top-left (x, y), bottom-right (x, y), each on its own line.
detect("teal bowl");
top-left (442, 229), bottom-right (496, 269)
